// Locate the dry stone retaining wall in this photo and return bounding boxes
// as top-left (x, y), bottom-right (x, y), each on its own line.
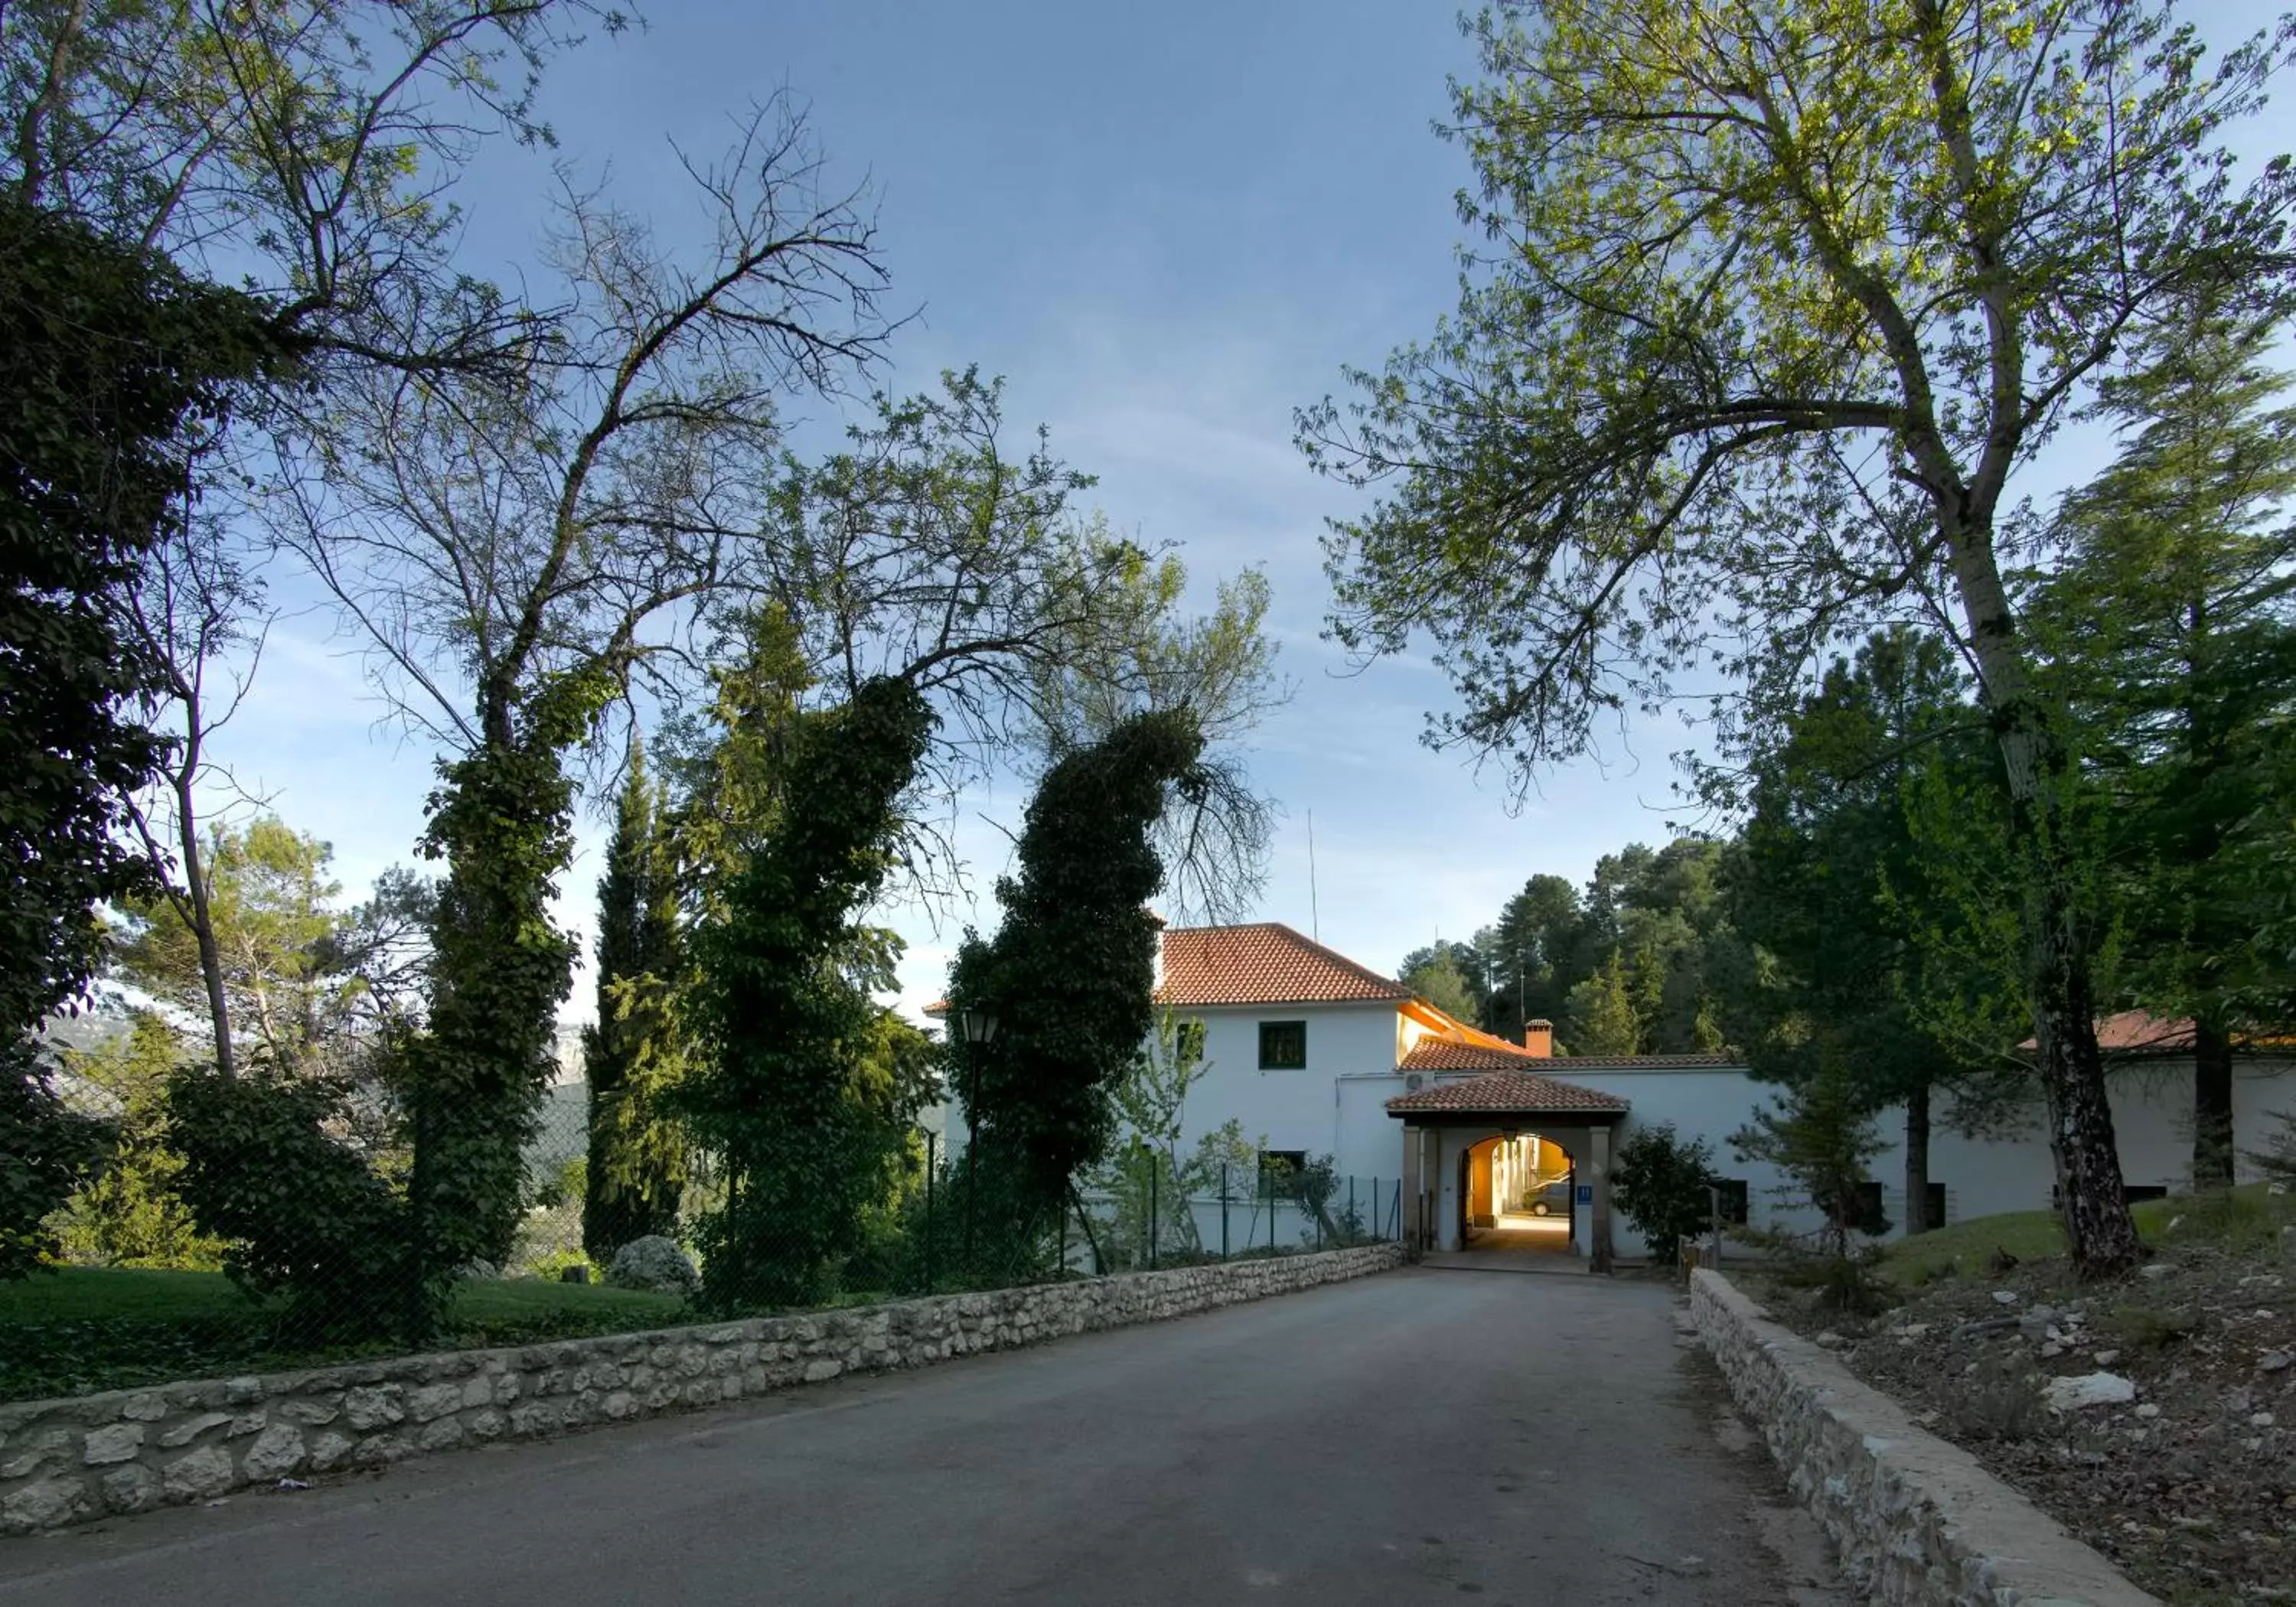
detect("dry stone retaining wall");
top-left (2, 1243), bottom-right (1402, 1534)
top-left (1691, 1267), bottom-right (2160, 1607)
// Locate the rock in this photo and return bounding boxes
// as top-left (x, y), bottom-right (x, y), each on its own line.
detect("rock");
top-left (1814, 1330), bottom-right (1845, 1349)
top-left (343, 1386), bottom-right (405, 1431)
top-left (2135, 1403), bottom-right (2161, 1420)
top-left (2259, 1351), bottom-right (2293, 1374)
top-left (157, 1411), bottom-right (232, 1449)
top-left (2039, 1342), bottom-right (2063, 1359)
top-left (2091, 1349), bottom-right (2119, 1367)
top-left (2249, 1411), bottom-right (2275, 1427)
top-left (606, 1236), bottom-right (699, 1296)
top-left (2140, 1263), bottom-right (2173, 1281)
top-left (240, 1423), bottom-right (307, 1482)
top-left (1992, 1290), bottom-right (2020, 1306)
top-left (161, 1443), bottom-right (236, 1501)
top-left (2043, 1372), bottom-right (2138, 1412)
top-left (99, 1465), bottom-right (157, 1514)
top-left (3, 1478), bottom-right (87, 1531)
top-left (81, 1423), bottom-right (145, 1465)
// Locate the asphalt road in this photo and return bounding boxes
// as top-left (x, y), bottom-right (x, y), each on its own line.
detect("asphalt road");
top-left (0, 1269), bottom-right (1846, 1606)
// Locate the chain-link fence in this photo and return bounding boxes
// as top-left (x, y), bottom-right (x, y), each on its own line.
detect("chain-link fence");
top-left (1065, 1169), bottom-right (1405, 1275)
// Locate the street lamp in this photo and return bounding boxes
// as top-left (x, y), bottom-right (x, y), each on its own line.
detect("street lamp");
top-left (958, 1008), bottom-right (999, 1268)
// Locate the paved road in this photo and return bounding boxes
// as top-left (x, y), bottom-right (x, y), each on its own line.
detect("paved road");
top-left (0, 1270), bottom-right (1845, 1606)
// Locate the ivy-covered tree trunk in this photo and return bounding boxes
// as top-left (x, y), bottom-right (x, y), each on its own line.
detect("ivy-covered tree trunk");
top-left (1902, 1083), bottom-right (1932, 1237)
top-left (582, 748), bottom-right (687, 1260)
top-left (405, 679), bottom-right (598, 1287)
top-left (684, 678), bottom-right (934, 1311)
top-left (948, 710), bottom-right (1206, 1262)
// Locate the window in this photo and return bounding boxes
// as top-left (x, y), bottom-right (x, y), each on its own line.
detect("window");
top-left (1258, 1019), bottom-right (1306, 1069)
top-left (1711, 1178), bottom-right (1750, 1226)
top-left (1924, 1182), bottom-right (1948, 1227)
top-left (1851, 1181), bottom-right (1887, 1233)
top-left (1259, 1149), bottom-right (1307, 1198)
top-left (2122, 1184), bottom-right (2169, 1204)
top-left (1173, 1019), bottom-right (1207, 1065)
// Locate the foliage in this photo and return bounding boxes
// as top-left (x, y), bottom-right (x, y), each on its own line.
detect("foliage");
top-left (165, 1068), bottom-right (416, 1341)
top-left (1610, 1123), bottom-right (1720, 1262)
top-left (683, 677), bottom-right (935, 1312)
top-left (582, 749), bottom-right (688, 1259)
top-left (1733, 1054), bottom-right (1889, 1258)
top-left (1089, 1011), bottom-right (1213, 1266)
top-left (403, 670), bottom-right (604, 1280)
top-left (2033, 297), bottom-right (2296, 1186)
top-left (1296, 0), bottom-right (2296, 1278)
top-left (1564, 952), bottom-right (1644, 1057)
top-left (0, 1266), bottom-right (686, 1406)
top-left (1397, 946), bottom-right (1482, 1022)
top-left (0, 1042), bottom-right (113, 1279)
top-left (49, 1015), bottom-right (221, 1270)
top-left (0, 194), bottom-right (279, 1042)
top-left (946, 709), bottom-right (1208, 1263)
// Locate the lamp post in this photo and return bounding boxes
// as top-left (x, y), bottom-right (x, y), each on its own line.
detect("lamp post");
top-left (958, 1006), bottom-right (1000, 1269)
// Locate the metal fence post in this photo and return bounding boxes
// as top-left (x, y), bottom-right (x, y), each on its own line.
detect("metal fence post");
top-left (1221, 1164), bottom-right (1231, 1260)
top-left (1148, 1162), bottom-right (1159, 1271)
top-left (1348, 1177), bottom-right (1356, 1247)
top-left (924, 1128), bottom-right (937, 1295)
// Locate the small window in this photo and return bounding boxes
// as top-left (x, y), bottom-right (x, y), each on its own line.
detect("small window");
top-left (1924, 1182), bottom-right (1948, 1227)
top-left (1850, 1181), bottom-right (1890, 1234)
top-left (1711, 1178), bottom-right (1750, 1225)
top-left (1258, 1020), bottom-right (1306, 1070)
top-left (1259, 1149), bottom-right (1307, 1198)
top-left (2122, 1184), bottom-right (2169, 1204)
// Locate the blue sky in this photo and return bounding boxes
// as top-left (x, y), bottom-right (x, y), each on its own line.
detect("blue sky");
top-left (215, 1), bottom-right (2296, 1024)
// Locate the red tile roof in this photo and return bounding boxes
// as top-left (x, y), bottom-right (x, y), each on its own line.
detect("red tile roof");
top-left (2018, 1011), bottom-right (2296, 1055)
top-left (1384, 1069), bottom-right (1629, 1116)
top-left (1401, 1039), bottom-right (1555, 1072)
top-left (1156, 923), bottom-right (1413, 1007)
top-left (1546, 1052), bottom-right (1745, 1069)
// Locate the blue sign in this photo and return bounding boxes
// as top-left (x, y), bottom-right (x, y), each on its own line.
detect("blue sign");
top-left (1575, 1184), bottom-right (1593, 1203)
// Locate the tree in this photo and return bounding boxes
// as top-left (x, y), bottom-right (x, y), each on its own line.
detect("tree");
top-left (50, 1014), bottom-right (222, 1270)
top-left (1612, 1123), bottom-right (1720, 1262)
top-left (1299, 1), bottom-right (2296, 1276)
top-left (1732, 628), bottom-right (1994, 1233)
top-left (2036, 296), bottom-right (2296, 1187)
top-left (946, 709), bottom-right (1209, 1262)
top-left (682, 677), bottom-right (937, 1309)
top-left (1484, 874), bottom-right (1584, 1032)
top-left (1564, 951), bottom-right (1643, 1055)
top-left (1398, 943), bottom-right (1484, 1021)
top-left (582, 748), bottom-right (687, 1259)
top-left (1733, 1053), bottom-right (1890, 1258)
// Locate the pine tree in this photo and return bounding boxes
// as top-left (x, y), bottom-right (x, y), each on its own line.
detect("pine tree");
top-left (582, 746), bottom-right (688, 1260)
top-left (1564, 950), bottom-right (1643, 1056)
top-left (2040, 298), bottom-right (2296, 1188)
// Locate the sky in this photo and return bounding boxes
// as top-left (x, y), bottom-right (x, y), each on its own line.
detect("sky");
top-left (207, 0), bottom-right (2296, 1028)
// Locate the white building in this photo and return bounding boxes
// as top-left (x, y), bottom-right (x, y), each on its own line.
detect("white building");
top-left (1131, 922), bottom-right (2296, 1269)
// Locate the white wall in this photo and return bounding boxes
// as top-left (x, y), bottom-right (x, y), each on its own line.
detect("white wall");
top-left (1173, 1002), bottom-right (1410, 1182)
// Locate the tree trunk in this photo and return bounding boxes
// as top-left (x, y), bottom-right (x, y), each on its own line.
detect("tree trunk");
top-left (2191, 1016), bottom-right (2236, 1191)
top-left (1903, 1081), bottom-right (1932, 1236)
top-left (1945, 523), bottom-right (2143, 1278)
top-left (172, 752), bottom-right (233, 1078)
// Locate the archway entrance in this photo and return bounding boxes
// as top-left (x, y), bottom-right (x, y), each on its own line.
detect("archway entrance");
top-left (1456, 1133), bottom-right (1575, 1253)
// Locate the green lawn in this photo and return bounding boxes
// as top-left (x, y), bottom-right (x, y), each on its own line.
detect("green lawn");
top-left (0, 1267), bottom-right (689, 1404)
top-left (1880, 1185), bottom-right (2281, 1286)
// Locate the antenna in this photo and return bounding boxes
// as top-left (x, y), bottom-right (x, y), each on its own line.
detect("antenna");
top-left (1306, 810), bottom-right (1320, 942)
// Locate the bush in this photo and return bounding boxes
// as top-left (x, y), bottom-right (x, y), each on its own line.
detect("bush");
top-left (48, 1015), bottom-right (222, 1270)
top-left (0, 1041), bottom-right (113, 1279)
top-left (165, 1069), bottom-right (422, 1341)
top-left (1612, 1123), bottom-right (1720, 1261)
top-left (1949, 1354), bottom-right (2046, 1442)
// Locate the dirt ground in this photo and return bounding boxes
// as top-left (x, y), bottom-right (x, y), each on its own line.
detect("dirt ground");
top-left (1750, 1211), bottom-right (2296, 1607)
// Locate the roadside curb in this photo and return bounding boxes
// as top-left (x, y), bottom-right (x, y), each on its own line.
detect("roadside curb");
top-left (2, 1243), bottom-right (1404, 1536)
top-left (1689, 1268), bottom-right (2162, 1606)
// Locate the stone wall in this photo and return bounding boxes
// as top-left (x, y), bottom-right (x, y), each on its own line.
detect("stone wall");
top-left (0, 1244), bottom-right (1400, 1535)
top-left (1690, 1268), bottom-right (2160, 1607)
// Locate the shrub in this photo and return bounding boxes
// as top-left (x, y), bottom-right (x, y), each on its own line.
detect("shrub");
top-left (1949, 1354), bottom-right (2047, 1442)
top-left (166, 1069), bottom-right (422, 1341)
top-left (1612, 1123), bottom-right (1720, 1262)
top-left (48, 1015), bottom-right (222, 1270)
top-left (1, 1041), bottom-right (114, 1279)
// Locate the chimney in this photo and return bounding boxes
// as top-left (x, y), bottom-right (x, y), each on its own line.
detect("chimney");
top-left (1522, 1019), bottom-right (1553, 1058)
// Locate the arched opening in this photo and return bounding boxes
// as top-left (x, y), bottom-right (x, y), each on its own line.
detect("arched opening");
top-left (1457, 1132), bottom-right (1576, 1253)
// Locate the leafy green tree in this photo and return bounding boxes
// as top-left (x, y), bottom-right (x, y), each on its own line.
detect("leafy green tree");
top-left (1732, 1053), bottom-right (1890, 1259)
top-left (1612, 1123), bottom-right (1720, 1262)
top-left (947, 709), bottom-right (1208, 1267)
top-left (1298, 0), bottom-right (2296, 1275)
top-left (1398, 944), bottom-right (1484, 1022)
top-left (682, 677), bottom-right (937, 1309)
top-left (582, 748), bottom-right (688, 1259)
top-left (51, 1014), bottom-right (222, 1270)
top-left (1483, 874), bottom-right (1584, 1032)
top-left (2035, 298), bottom-right (2296, 1187)
top-left (1564, 951), bottom-right (1643, 1056)
top-left (1732, 628), bottom-right (1994, 1233)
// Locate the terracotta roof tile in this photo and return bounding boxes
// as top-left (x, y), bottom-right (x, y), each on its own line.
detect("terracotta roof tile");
top-left (1384, 1069), bottom-right (1629, 1116)
top-left (1156, 923), bottom-right (1413, 1007)
top-left (1546, 1052), bottom-right (1745, 1069)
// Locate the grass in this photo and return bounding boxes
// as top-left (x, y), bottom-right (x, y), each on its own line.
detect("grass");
top-left (0, 1267), bottom-right (690, 1404)
top-left (1880, 1184), bottom-right (2285, 1287)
